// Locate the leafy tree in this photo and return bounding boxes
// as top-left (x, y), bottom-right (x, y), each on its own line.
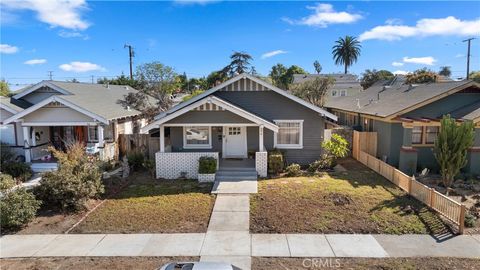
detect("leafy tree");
top-left (313, 60), bottom-right (322, 74)
top-left (290, 77), bottom-right (335, 107)
top-left (332, 36), bottom-right (362, 74)
top-left (206, 70), bottom-right (228, 88)
top-left (469, 71), bottom-right (480, 83)
top-left (1, 80), bottom-right (10, 97)
top-left (182, 89), bottom-right (204, 101)
top-left (97, 74), bottom-right (144, 89)
top-left (269, 63), bottom-right (288, 88)
top-left (68, 78), bottom-right (80, 83)
top-left (322, 134), bottom-right (349, 160)
top-left (433, 115), bottom-right (474, 195)
top-left (405, 68), bottom-right (437, 84)
top-left (360, 69), bottom-right (394, 89)
top-left (188, 77), bottom-right (208, 91)
top-left (438, 66), bottom-right (451, 77)
top-left (223, 51), bottom-right (253, 77)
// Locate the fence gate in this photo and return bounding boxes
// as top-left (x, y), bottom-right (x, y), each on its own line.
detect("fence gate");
top-left (352, 131), bottom-right (377, 159)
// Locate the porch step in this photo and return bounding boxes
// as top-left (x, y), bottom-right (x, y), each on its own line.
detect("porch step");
top-left (31, 163), bottom-right (58, 173)
top-left (215, 169), bottom-right (258, 181)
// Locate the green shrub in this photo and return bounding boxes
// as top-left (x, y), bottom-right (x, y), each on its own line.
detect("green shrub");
top-left (465, 213), bottom-right (476, 228)
top-left (143, 159), bottom-right (156, 178)
top-left (0, 173), bottom-right (16, 191)
top-left (322, 134), bottom-right (349, 159)
top-left (0, 187), bottom-right (41, 229)
top-left (199, 156), bottom-right (217, 174)
top-left (127, 151), bottom-right (145, 172)
top-left (35, 143), bottom-right (104, 211)
top-left (308, 154), bottom-right (334, 172)
top-left (2, 162), bottom-right (33, 182)
top-left (285, 163), bottom-right (302, 177)
top-left (268, 152), bottom-right (284, 175)
top-left (1, 143), bottom-right (15, 167)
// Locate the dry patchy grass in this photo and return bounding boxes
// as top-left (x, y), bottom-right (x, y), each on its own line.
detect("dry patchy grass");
top-left (251, 159), bottom-right (450, 234)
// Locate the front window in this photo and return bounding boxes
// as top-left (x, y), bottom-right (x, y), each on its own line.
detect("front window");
top-left (88, 126), bottom-right (98, 142)
top-left (184, 126), bottom-right (211, 149)
top-left (274, 120), bottom-right (303, 149)
top-left (0, 125), bottom-right (15, 145)
top-left (104, 124), bottom-right (114, 141)
top-left (412, 126), bottom-right (423, 144)
top-left (425, 126), bottom-right (439, 144)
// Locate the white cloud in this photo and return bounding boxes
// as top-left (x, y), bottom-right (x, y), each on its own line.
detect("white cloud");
top-left (1, 0), bottom-right (90, 30)
top-left (455, 53), bottom-right (464, 58)
top-left (283, 3), bottom-right (362, 27)
top-left (59, 61), bottom-right (105, 72)
top-left (402, 56), bottom-right (437, 66)
top-left (392, 61), bottom-right (404, 67)
top-left (24, 59), bottom-right (47, 65)
top-left (359, 16), bottom-right (480, 41)
top-left (58, 30), bottom-right (89, 40)
top-left (385, 18), bottom-right (403, 25)
top-left (0, 44), bottom-right (18, 54)
top-left (261, 50), bottom-right (288, 59)
top-left (393, 70), bottom-right (409, 75)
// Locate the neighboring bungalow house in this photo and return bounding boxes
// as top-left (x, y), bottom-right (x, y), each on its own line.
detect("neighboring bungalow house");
top-left (141, 73), bottom-right (337, 179)
top-left (293, 73), bottom-right (363, 97)
top-left (1, 81), bottom-right (151, 172)
top-left (325, 79), bottom-right (480, 175)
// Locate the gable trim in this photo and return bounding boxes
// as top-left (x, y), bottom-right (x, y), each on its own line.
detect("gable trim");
top-left (12, 81), bottom-right (72, 100)
top-left (154, 73), bottom-right (338, 122)
top-left (142, 95), bottom-right (279, 133)
top-left (3, 95), bottom-right (109, 125)
top-left (0, 102), bottom-right (19, 115)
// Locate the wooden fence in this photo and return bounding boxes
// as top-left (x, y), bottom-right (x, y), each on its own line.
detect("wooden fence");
top-left (353, 131), bottom-right (466, 234)
top-left (352, 131), bottom-right (377, 159)
top-left (118, 134), bottom-right (150, 158)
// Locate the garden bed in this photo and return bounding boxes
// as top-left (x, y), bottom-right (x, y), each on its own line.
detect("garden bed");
top-left (250, 158), bottom-right (451, 234)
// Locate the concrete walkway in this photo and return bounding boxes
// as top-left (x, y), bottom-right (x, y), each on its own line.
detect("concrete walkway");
top-left (211, 179), bottom-right (257, 194)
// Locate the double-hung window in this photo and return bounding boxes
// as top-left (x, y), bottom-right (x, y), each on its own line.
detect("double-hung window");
top-left (274, 120), bottom-right (303, 149)
top-left (425, 126), bottom-right (439, 144)
top-left (183, 126), bottom-right (211, 149)
top-left (411, 126), bottom-right (423, 144)
top-left (88, 126), bottom-right (98, 142)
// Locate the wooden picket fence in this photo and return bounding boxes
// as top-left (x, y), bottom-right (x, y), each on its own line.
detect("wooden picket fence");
top-left (353, 131), bottom-right (466, 234)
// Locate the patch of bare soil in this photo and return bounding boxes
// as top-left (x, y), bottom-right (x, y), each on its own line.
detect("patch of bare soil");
top-left (1, 257), bottom-right (198, 270)
top-left (252, 257), bottom-right (480, 270)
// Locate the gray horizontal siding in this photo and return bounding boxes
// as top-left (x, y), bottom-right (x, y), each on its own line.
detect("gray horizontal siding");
top-left (166, 110), bottom-right (253, 124)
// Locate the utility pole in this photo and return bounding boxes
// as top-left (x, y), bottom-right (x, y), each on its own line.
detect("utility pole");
top-left (463, 37), bottom-right (475, 80)
top-left (47, 71), bottom-right (53, 80)
top-left (124, 44), bottom-right (134, 80)
top-left (91, 75), bottom-right (95, 84)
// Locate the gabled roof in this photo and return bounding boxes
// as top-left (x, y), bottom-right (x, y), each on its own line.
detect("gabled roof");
top-left (11, 81), bottom-right (154, 120)
top-left (0, 96), bottom-right (24, 114)
top-left (154, 73), bottom-right (337, 121)
top-left (325, 80), bottom-right (480, 119)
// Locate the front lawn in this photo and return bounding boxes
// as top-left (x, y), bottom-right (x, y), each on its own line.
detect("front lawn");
top-left (250, 159), bottom-right (450, 234)
top-left (72, 176), bottom-right (215, 233)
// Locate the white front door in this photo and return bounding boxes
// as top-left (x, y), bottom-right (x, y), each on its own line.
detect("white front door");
top-left (223, 126), bottom-right (247, 158)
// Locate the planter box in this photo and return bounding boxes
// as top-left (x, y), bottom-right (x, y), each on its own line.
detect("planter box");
top-left (198, 173), bottom-right (216, 182)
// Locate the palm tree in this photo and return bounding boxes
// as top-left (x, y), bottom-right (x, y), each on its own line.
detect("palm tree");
top-left (332, 36), bottom-right (362, 74)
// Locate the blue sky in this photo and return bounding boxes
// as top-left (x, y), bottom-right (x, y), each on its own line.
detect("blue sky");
top-left (1, 1), bottom-right (479, 89)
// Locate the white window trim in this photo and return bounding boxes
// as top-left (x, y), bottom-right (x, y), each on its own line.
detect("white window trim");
top-left (183, 126), bottom-right (212, 149)
top-left (273, 120), bottom-right (304, 149)
top-left (88, 126), bottom-right (99, 142)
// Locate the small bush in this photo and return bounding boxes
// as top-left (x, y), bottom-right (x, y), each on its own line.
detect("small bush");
top-left (285, 163), bottom-right (302, 177)
top-left (143, 159), bottom-right (156, 178)
top-left (0, 187), bottom-right (41, 229)
top-left (465, 213), bottom-right (477, 228)
top-left (322, 134), bottom-right (349, 160)
top-left (127, 151), bottom-right (145, 172)
top-left (199, 156), bottom-right (217, 174)
top-left (268, 152), bottom-right (284, 175)
top-left (2, 162), bottom-right (32, 182)
top-left (1, 143), bottom-right (15, 167)
top-left (308, 154), bottom-right (334, 172)
top-left (0, 173), bottom-right (16, 191)
top-left (35, 143), bottom-right (104, 211)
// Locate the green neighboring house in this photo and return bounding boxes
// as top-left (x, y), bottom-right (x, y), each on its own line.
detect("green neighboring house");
top-left (325, 78), bottom-right (480, 176)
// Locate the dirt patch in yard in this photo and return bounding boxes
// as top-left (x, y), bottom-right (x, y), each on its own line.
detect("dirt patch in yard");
top-left (1, 257), bottom-right (198, 270)
top-left (251, 159), bottom-right (451, 234)
top-left (253, 257), bottom-right (480, 270)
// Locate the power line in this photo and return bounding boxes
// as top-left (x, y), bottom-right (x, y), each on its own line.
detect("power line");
top-left (463, 37), bottom-right (476, 79)
top-left (124, 44), bottom-right (134, 80)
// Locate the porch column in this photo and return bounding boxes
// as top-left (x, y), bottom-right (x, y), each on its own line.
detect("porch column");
top-left (159, 125), bottom-right (165, 152)
top-left (259, 125), bottom-right (264, 152)
top-left (22, 126), bottom-right (31, 163)
top-left (31, 127), bottom-right (36, 146)
top-left (98, 125), bottom-right (104, 147)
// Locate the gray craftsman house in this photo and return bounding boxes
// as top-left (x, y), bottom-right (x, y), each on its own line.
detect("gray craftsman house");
top-left (325, 78), bottom-right (480, 175)
top-left (142, 73), bottom-right (337, 179)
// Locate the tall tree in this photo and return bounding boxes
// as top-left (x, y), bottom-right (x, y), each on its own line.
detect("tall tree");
top-left (438, 66), bottom-right (452, 77)
top-left (434, 115), bottom-right (474, 195)
top-left (405, 68), bottom-right (437, 84)
top-left (360, 69), bottom-right (394, 89)
top-left (469, 71), bottom-right (480, 83)
top-left (206, 70), bottom-right (228, 88)
top-left (290, 77), bottom-right (335, 107)
top-left (223, 51), bottom-right (253, 77)
top-left (0, 80), bottom-right (10, 97)
top-left (97, 74), bottom-right (144, 89)
top-left (269, 63), bottom-right (288, 88)
top-left (332, 36), bottom-right (362, 74)
top-left (313, 60), bottom-right (322, 74)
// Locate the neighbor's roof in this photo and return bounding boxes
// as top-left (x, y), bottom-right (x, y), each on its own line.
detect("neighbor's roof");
top-left (325, 80), bottom-right (480, 118)
top-left (449, 100), bottom-right (480, 122)
top-left (0, 96), bottom-right (24, 114)
top-left (293, 73), bottom-right (362, 91)
top-left (13, 81), bottom-right (156, 120)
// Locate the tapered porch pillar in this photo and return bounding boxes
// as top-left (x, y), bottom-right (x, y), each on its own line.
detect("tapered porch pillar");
top-left (98, 125), bottom-right (104, 147)
top-left (259, 125), bottom-right (264, 152)
top-left (22, 126), bottom-right (31, 163)
top-left (159, 125), bottom-right (165, 152)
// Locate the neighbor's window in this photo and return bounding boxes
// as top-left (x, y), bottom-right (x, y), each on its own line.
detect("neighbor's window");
top-left (274, 120), bottom-right (303, 149)
top-left (331, 90), bottom-right (338, 97)
top-left (412, 126), bottom-right (423, 144)
top-left (88, 126), bottom-right (98, 142)
top-left (425, 126), bottom-right (439, 144)
top-left (340, 90), bottom-right (347, 96)
top-left (184, 126), bottom-right (211, 148)
top-left (0, 124), bottom-right (15, 145)
top-left (104, 124), bottom-right (114, 141)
